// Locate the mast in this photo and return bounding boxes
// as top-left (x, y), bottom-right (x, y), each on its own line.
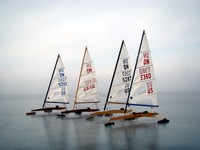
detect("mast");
top-left (124, 30), bottom-right (145, 113)
top-left (42, 54), bottom-right (60, 108)
top-left (103, 40), bottom-right (125, 110)
top-left (72, 46), bottom-right (87, 110)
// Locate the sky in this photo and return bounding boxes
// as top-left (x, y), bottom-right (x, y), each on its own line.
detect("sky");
top-left (0, 0), bottom-right (200, 96)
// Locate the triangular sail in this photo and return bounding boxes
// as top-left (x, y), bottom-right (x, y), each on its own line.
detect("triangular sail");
top-left (128, 31), bottom-right (158, 107)
top-left (105, 41), bottom-right (132, 107)
top-left (43, 54), bottom-right (69, 107)
top-left (73, 47), bottom-right (100, 108)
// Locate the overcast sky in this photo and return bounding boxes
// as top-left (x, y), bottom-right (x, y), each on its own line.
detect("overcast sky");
top-left (0, 0), bottom-right (199, 95)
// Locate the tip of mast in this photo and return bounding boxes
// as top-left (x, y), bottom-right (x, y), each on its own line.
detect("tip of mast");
top-left (143, 30), bottom-right (145, 34)
top-left (85, 46), bottom-right (88, 50)
top-left (122, 40), bottom-right (125, 45)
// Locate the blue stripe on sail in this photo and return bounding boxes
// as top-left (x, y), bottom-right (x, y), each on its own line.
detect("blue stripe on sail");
top-left (128, 103), bottom-right (159, 107)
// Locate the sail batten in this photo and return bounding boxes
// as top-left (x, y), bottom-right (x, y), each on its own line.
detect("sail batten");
top-left (136, 64), bottom-right (153, 68)
top-left (133, 78), bottom-right (156, 85)
top-left (80, 71), bottom-right (97, 77)
top-left (112, 82), bottom-right (130, 87)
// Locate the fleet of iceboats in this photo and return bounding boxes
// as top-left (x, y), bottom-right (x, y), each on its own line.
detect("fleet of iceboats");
top-left (26, 30), bottom-right (169, 125)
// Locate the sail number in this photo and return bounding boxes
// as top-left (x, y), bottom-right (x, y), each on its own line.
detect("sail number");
top-left (83, 62), bottom-right (96, 91)
top-left (124, 83), bottom-right (130, 93)
top-left (58, 68), bottom-right (67, 96)
top-left (122, 58), bottom-right (131, 94)
top-left (146, 82), bottom-right (154, 94)
top-left (122, 58), bottom-right (131, 83)
top-left (84, 78), bottom-right (97, 91)
top-left (61, 86), bottom-right (66, 96)
top-left (139, 67), bottom-right (151, 81)
top-left (122, 70), bottom-right (131, 82)
top-left (84, 84), bottom-right (96, 91)
top-left (122, 76), bottom-right (131, 82)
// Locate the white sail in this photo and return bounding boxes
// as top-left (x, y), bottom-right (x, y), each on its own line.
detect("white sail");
top-left (128, 32), bottom-right (158, 107)
top-left (107, 41), bottom-right (132, 104)
top-left (45, 55), bottom-right (69, 104)
top-left (75, 47), bottom-right (100, 104)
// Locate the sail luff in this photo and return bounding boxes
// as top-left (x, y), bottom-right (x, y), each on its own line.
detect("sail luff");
top-left (73, 47), bottom-right (87, 110)
top-left (103, 40), bottom-right (125, 110)
top-left (42, 54), bottom-right (60, 108)
top-left (125, 31), bottom-right (145, 112)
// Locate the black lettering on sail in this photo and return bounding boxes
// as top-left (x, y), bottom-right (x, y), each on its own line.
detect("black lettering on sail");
top-left (123, 58), bottom-right (129, 70)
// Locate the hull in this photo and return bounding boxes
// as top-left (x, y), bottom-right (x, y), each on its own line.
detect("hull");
top-left (110, 111), bottom-right (158, 121)
top-left (32, 106), bottom-right (66, 112)
top-left (62, 108), bottom-right (99, 114)
top-left (158, 118), bottom-right (169, 124)
top-left (26, 111), bottom-right (36, 115)
top-left (90, 109), bottom-right (132, 116)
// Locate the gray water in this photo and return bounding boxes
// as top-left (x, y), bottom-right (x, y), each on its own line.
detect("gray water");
top-left (0, 92), bottom-right (200, 149)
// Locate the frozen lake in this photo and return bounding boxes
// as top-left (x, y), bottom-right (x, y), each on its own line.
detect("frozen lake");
top-left (0, 92), bottom-right (200, 149)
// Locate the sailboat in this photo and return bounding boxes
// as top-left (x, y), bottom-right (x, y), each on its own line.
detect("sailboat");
top-left (106, 31), bottom-right (169, 125)
top-left (62, 46), bottom-right (100, 115)
top-left (91, 40), bottom-right (132, 116)
top-left (26, 54), bottom-right (68, 115)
